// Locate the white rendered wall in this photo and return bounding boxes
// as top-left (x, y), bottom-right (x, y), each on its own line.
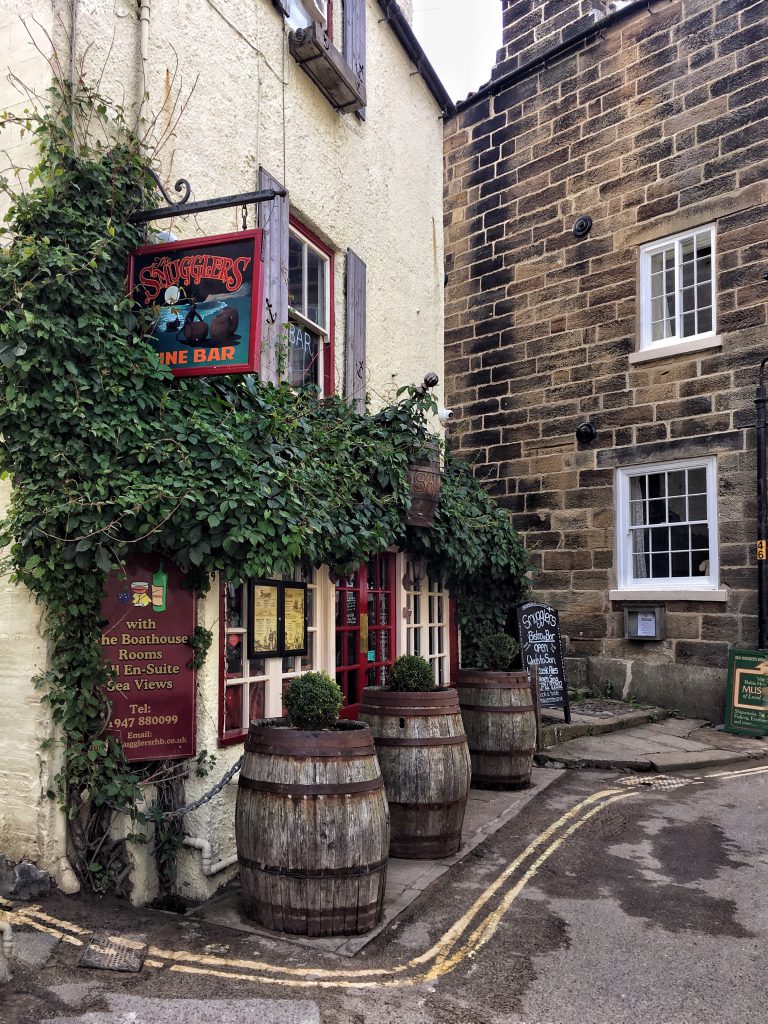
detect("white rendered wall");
top-left (0, 0), bottom-right (445, 904)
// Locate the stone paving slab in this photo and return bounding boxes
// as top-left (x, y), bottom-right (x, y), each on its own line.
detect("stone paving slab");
top-left (41, 994), bottom-right (320, 1024)
top-left (538, 718), bottom-right (767, 771)
top-left (8, 930), bottom-right (60, 969)
top-left (188, 768), bottom-right (563, 956)
top-left (648, 749), bottom-right (753, 772)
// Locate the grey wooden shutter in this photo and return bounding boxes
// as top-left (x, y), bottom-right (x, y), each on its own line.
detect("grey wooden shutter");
top-left (343, 0), bottom-right (366, 119)
top-left (258, 167), bottom-right (289, 385)
top-left (345, 249), bottom-right (366, 412)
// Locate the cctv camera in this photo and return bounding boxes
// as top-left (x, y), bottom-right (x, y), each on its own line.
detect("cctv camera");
top-left (438, 407), bottom-right (454, 427)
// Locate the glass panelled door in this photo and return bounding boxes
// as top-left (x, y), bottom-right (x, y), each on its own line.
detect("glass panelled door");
top-left (335, 553), bottom-right (395, 718)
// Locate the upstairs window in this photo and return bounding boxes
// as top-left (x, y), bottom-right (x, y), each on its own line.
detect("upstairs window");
top-left (287, 222), bottom-right (333, 392)
top-left (639, 226), bottom-right (716, 350)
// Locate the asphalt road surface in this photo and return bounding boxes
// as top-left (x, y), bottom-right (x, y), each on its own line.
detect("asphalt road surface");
top-left (2, 762), bottom-right (766, 1024)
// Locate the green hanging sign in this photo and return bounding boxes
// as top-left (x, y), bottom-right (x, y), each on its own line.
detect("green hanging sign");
top-left (724, 648), bottom-right (768, 737)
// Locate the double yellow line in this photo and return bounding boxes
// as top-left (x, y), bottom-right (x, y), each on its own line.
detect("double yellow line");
top-left (1, 787), bottom-right (634, 989)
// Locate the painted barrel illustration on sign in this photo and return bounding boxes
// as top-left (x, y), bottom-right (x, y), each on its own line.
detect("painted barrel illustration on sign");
top-left (457, 670), bottom-right (536, 790)
top-left (235, 719), bottom-right (389, 937)
top-left (359, 687), bottom-right (471, 859)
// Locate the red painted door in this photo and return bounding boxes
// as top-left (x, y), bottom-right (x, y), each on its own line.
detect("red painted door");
top-left (335, 553), bottom-right (395, 719)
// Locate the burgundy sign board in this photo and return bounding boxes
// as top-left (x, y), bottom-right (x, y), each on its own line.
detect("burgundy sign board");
top-left (100, 556), bottom-right (196, 761)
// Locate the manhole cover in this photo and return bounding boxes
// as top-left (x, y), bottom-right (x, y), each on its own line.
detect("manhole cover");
top-left (616, 774), bottom-right (689, 791)
top-left (79, 931), bottom-right (148, 972)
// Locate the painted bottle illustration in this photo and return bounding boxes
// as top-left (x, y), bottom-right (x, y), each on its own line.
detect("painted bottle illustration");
top-left (152, 563), bottom-right (168, 612)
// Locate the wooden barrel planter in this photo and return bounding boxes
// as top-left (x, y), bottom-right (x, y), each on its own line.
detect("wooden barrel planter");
top-left (457, 670), bottom-right (536, 790)
top-left (359, 688), bottom-right (471, 859)
top-left (235, 719), bottom-right (390, 937)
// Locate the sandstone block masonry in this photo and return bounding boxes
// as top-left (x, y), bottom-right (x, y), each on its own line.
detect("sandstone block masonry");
top-left (443, 0), bottom-right (768, 721)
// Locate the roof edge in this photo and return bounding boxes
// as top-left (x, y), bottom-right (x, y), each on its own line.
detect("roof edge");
top-left (376, 0), bottom-right (456, 117)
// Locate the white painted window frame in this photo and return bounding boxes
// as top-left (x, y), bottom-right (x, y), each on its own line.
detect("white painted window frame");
top-left (614, 456), bottom-right (720, 595)
top-left (402, 556), bottom-right (450, 686)
top-left (288, 225), bottom-right (330, 389)
top-left (638, 223), bottom-right (717, 352)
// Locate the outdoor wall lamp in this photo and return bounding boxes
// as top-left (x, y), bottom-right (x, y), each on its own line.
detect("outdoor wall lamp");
top-left (576, 421), bottom-right (598, 444)
top-left (572, 215), bottom-right (593, 239)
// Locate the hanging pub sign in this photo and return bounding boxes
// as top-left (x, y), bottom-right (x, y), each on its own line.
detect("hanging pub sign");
top-left (128, 229), bottom-right (264, 377)
top-left (100, 556), bottom-right (197, 761)
top-left (724, 648), bottom-right (768, 737)
top-left (515, 601), bottom-right (571, 723)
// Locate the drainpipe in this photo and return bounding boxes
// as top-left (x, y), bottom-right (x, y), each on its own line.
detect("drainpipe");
top-left (0, 920), bottom-right (12, 960)
top-left (69, 0), bottom-right (78, 100)
top-left (138, 0), bottom-right (151, 126)
top-left (183, 837), bottom-right (238, 877)
top-left (755, 357), bottom-right (768, 649)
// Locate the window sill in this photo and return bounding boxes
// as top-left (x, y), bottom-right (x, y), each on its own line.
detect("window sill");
top-left (609, 588), bottom-right (728, 603)
top-left (629, 335), bottom-right (722, 364)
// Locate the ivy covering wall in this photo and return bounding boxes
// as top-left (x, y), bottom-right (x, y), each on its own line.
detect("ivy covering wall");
top-left (0, 83), bottom-right (529, 894)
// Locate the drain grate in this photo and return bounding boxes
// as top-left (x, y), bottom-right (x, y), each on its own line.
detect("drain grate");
top-left (616, 774), bottom-right (689, 791)
top-left (79, 931), bottom-right (148, 972)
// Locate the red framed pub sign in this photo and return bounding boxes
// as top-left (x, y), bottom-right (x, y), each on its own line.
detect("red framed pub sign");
top-left (128, 229), bottom-right (265, 377)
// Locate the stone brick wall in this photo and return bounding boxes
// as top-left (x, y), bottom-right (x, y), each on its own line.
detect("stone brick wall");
top-left (495, 0), bottom-right (611, 78)
top-left (443, 0), bottom-right (768, 720)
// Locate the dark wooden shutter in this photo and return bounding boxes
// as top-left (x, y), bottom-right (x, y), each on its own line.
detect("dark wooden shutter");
top-left (343, 0), bottom-right (366, 119)
top-left (345, 249), bottom-right (366, 412)
top-left (258, 167), bottom-right (289, 385)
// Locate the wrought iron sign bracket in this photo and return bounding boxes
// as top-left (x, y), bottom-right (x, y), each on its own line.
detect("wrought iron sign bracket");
top-left (129, 170), bottom-right (287, 224)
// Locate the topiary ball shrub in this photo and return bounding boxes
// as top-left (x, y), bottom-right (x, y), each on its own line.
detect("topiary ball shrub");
top-left (387, 655), bottom-right (436, 692)
top-left (471, 632), bottom-right (519, 672)
top-left (284, 672), bottom-right (344, 731)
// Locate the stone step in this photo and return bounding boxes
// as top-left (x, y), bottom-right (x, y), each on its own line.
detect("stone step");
top-left (540, 704), bottom-right (668, 748)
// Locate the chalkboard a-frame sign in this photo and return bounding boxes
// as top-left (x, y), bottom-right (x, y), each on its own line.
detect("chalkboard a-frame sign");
top-left (515, 601), bottom-right (571, 723)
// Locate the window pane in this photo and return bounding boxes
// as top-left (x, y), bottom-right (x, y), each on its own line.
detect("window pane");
top-left (670, 525), bottom-right (689, 551)
top-left (688, 468), bottom-right (707, 493)
top-left (249, 681), bottom-right (265, 723)
top-left (688, 494), bottom-right (707, 520)
top-left (347, 670), bottom-right (359, 705)
top-left (692, 551), bottom-right (710, 576)
top-left (671, 551), bottom-right (690, 577)
top-left (248, 656), bottom-right (266, 676)
top-left (682, 310), bottom-right (696, 337)
top-left (667, 471), bottom-right (686, 496)
top-left (300, 631), bottom-right (315, 672)
top-left (698, 305), bottom-right (713, 334)
top-left (633, 549), bottom-right (649, 579)
top-left (651, 553), bottom-right (669, 577)
top-left (226, 634), bottom-right (243, 677)
top-left (413, 593), bottom-right (421, 625)
top-left (306, 247), bottom-right (326, 327)
top-left (651, 527), bottom-right (668, 552)
top-left (224, 685), bottom-right (243, 733)
top-left (668, 496), bottom-right (686, 521)
top-left (288, 234), bottom-right (304, 313)
top-left (226, 583), bottom-right (243, 627)
top-left (648, 498), bottom-right (666, 524)
top-left (648, 473), bottom-right (665, 499)
top-left (286, 321), bottom-right (320, 388)
top-left (347, 631), bottom-right (358, 665)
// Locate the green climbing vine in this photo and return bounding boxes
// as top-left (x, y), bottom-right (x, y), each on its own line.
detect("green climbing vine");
top-left (0, 80), bottom-right (529, 896)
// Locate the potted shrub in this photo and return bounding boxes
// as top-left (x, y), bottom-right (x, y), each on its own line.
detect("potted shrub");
top-left (235, 671), bottom-right (389, 937)
top-left (359, 655), bottom-right (470, 859)
top-left (457, 632), bottom-right (537, 790)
